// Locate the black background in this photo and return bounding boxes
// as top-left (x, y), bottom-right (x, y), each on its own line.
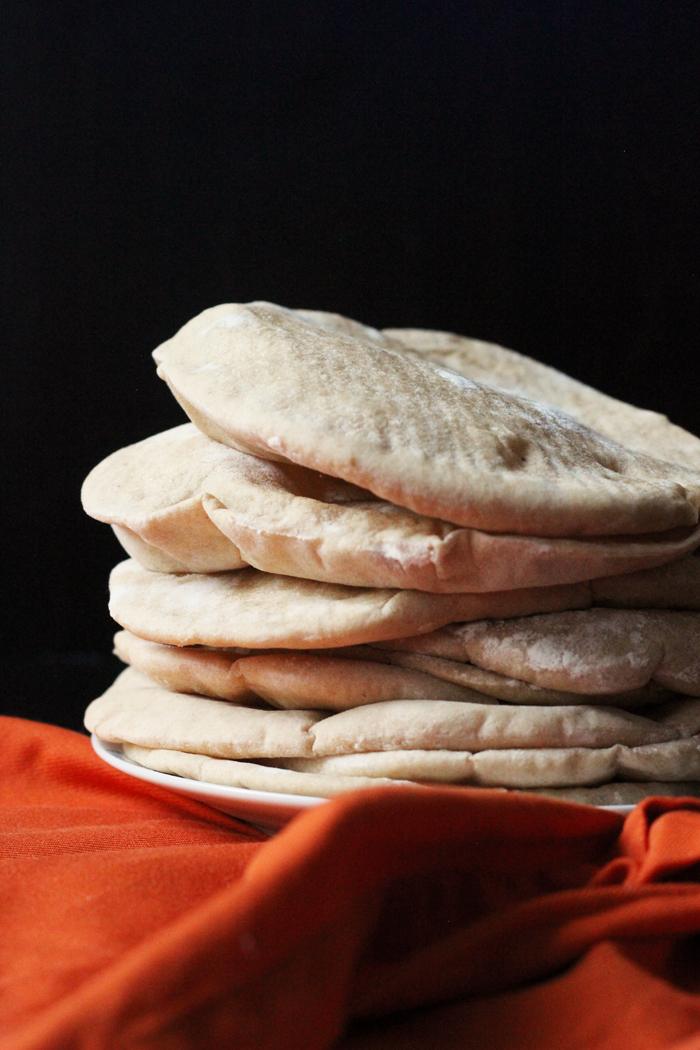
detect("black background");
top-left (1, 1), bottom-right (698, 732)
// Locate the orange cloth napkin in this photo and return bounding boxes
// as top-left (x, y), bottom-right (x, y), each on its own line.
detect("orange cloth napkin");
top-left (4, 717), bottom-right (700, 1049)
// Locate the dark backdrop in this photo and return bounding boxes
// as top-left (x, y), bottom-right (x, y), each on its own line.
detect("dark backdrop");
top-left (2, 1), bottom-right (698, 731)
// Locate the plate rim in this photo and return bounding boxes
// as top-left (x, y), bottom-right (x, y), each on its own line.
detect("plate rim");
top-left (91, 735), bottom-right (327, 812)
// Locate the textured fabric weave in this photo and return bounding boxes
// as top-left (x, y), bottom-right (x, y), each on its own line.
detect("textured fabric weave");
top-left (4, 716), bottom-right (700, 1049)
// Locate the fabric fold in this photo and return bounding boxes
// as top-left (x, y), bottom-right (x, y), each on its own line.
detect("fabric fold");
top-left (7, 716), bottom-right (700, 1050)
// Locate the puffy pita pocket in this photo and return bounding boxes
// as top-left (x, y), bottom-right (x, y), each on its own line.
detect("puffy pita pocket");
top-left (152, 302), bottom-right (700, 537)
top-left (115, 630), bottom-right (676, 711)
top-left (81, 423), bottom-right (700, 587)
top-left (389, 609), bottom-right (700, 696)
top-left (233, 652), bottom-right (497, 709)
top-left (207, 498), bottom-right (700, 593)
top-left (616, 737), bottom-right (700, 782)
top-left (529, 782), bottom-right (700, 805)
top-left (122, 744), bottom-right (410, 797)
top-left (286, 724), bottom-right (700, 790)
top-left (308, 700), bottom-right (679, 755)
top-left (466, 736), bottom-right (700, 788)
top-left (81, 424), bottom-right (248, 572)
top-left (114, 631), bottom-right (497, 708)
top-left (278, 751), bottom-right (474, 782)
top-left (108, 559), bottom-right (590, 649)
top-left (456, 609), bottom-right (700, 695)
top-left (84, 668), bottom-right (322, 758)
top-left (591, 552), bottom-right (700, 609)
top-left (368, 649), bottom-right (671, 708)
top-left (470, 747), bottom-right (620, 788)
top-left (386, 325), bottom-right (700, 471)
top-left (113, 631), bottom-right (257, 703)
top-left (122, 737), bottom-right (700, 793)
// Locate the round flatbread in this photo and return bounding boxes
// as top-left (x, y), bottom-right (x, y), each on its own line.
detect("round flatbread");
top-left (121, 744), bottom-right (411, 797)
top-left (529, 782), bottom-right (700, 805)
top-left (113, 630), bottom-right (674, 710)
top-left (152, 302), bottom-right (700, 537)
top-left (591, 552), bottom-right (700, 609)
top-left (82, 423), bottom-right (700, 587)
top-left (91, 673), bottom-right (700, 794)
top-left (112, 631), bottom-right (260, 704)
top-left (121, 737), bottom-right (700, 794)
top-left (470, 737), bottom-right (700, 788)
top-left (84, 668), bottom-right (325, 758)
top-left (308, 699), bottom-right (680, 755)
top-left (277, 751), bottom-right (474, 782)
top-left (113, 630), bottom-right (498, 709)
top-left (386, 325), bottom-right (700, 471)
top-left (108, 559), bottom-right (591, 650)
top-left (217, 652), bottom-right (494, 710)
top-left (367, 649), bottom-right (672, 708)
top-left (405, 609), bottom-right (700, 696)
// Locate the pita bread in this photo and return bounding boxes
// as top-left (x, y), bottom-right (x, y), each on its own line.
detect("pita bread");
top-left (277, 751), bottom-right (474, 781)
top-left (386, 326), bottom-right (700, 471)
top-left (529, 782), bottom-right (700, 805)
top-left (152, 302), bottom-right (700, 537)
top-left (369, 649), bottom-right (672, 708)
top-left (113, 630), bottom-right (498, 709)
top-left (108, 558), bottom-right (591, 650)
top-left (84, 668), bottom-right (323, 758)
top-left (309, 699), bottom-right (679, 755)
top-left (470, 746), bottom-right (619, 788)
top-left (591, 551), bottom-right (700, 609)
top-left (112, 630), bottom-right (260, 704)
top-left (115, 630), bottom-right (673, 710)
top-left (410, 609), bottom-right (700, 696)
top-left (228, 652), bottom-right (496, 710)
top-left (90, 674), bottom-right (700, 793)
top-left (470, 736), bottom-right (700, 788)
top-left (615, 735), bottom-right (700, 782)
top-left (304, 716), bottom-right (700, 789)
top-left (121, 737), bottom-right (700, 793)
top-left (83, 423), bottom-right (700, 588)
top-left (292, 309), bottom-right (406, 349)
top-left (368, 551), bottom-right (700, 662)
top-left (646, 696), bottom-right (700, 737)
top-left (295, 309), bottom-right (700, 474)
top-left (121, 744), bottom-right (410, 797)
top-left (278, 739), bottom-right (700, 786)
top-left (109, 524), bottom-right (201, 573)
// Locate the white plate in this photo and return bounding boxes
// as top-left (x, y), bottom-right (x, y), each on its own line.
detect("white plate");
top-left (91, 735), bottom-right (634, 831)
top-left (92, 736), bottom-right (325, 832)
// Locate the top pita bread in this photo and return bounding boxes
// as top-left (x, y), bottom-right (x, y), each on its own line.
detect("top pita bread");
top-left (299, 309), bottom-right (700, 472)
top-left (153, 302), bottom-right (700, 537)
top-left (386, 326), bottom-right (700, 472)
top-left (81, 423), bottom-right (700, 587)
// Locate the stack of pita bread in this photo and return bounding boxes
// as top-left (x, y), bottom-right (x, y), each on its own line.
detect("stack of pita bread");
top-left (83, 302), bottom-right (700, 806)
